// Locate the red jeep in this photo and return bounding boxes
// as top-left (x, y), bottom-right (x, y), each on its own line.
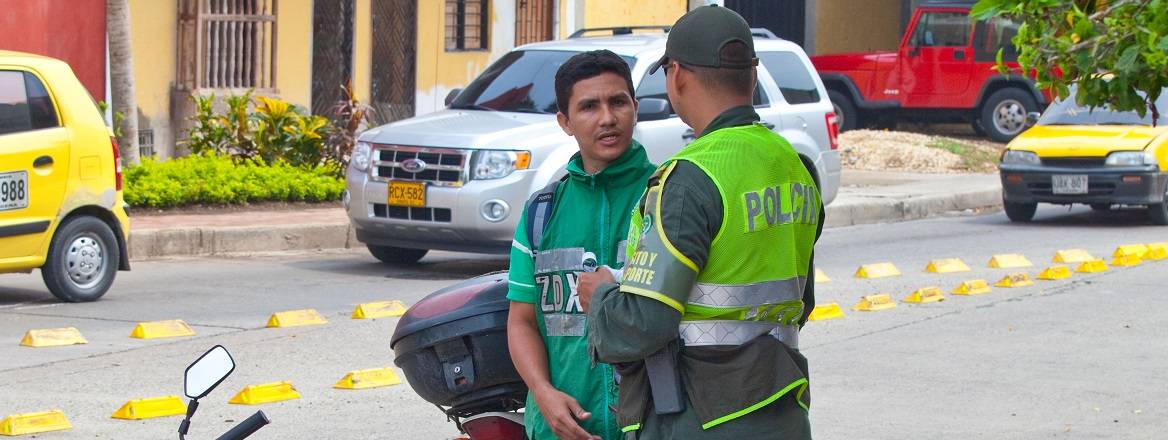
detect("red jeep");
top-left (812, 0), bottom-right (1050, 142)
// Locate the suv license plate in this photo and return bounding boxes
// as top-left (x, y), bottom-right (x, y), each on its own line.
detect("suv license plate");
top-left (1052, 174), bottom-right (1088, 195)
top-left (0, 171), bottom-right (29, 211)
top-left (388, 181), bottom-right (426, 208)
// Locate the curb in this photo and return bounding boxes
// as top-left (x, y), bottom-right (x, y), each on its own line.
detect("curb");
top-left (128, 188), bottom-right (1003, 261)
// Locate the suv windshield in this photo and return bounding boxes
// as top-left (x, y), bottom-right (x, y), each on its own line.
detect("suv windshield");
top-left (450, 50), bottom-right (636, 114)
top-left (1039, 87), bottom-right (1168, 126)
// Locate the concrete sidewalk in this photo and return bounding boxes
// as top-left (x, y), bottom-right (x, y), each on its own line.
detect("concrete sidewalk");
top-left (127, 171), bottom-right (1002, 260)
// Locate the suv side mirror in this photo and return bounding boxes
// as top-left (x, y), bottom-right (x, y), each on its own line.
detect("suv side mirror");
top-left (1025, 112), bottom-right (1040, 128)
top-left (185, 345), bottom-right (235, 400)
top-left (445, 88), bottom-right (463, 107)
top-left (637, 98), bottom-right (671, 122)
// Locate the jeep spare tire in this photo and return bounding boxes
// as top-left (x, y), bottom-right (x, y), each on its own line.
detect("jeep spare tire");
top-left (828, 90), bottom-right (859, 132)
top-left (981, 88), bottom-right (1037, 143)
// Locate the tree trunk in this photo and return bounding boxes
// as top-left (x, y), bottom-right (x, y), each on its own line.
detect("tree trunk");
top-left (107, 0), bottom-right (140, 166)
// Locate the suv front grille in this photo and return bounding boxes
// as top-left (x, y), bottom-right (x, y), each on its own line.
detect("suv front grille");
top-left (371, 144), bottom-right (467, 186)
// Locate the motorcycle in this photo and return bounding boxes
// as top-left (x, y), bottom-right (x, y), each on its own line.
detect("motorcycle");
top-left (390, 273), bottom-right (528, 440)
top-left (178, 345), bottom-right (271, 440)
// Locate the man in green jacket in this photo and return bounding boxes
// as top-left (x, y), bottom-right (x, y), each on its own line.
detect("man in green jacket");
top-left (507, 50), bottom-right (657, 440)
top-left (579, 6), bottom-right (823, 439)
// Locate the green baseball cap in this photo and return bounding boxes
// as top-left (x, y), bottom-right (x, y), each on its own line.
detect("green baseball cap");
top-left (648, 5), bottom-right (758, 75)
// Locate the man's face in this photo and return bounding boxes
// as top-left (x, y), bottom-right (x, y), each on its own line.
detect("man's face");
top-left (556, 72), bottom-right (637, 171)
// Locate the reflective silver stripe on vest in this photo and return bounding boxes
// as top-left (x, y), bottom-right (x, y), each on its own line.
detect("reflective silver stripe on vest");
top-left (616, 240), bottom-right (629, 266)
top-left (687, 278), bottom-right (806, 308)
top-left (535, 247), bottom-right (585, 273)
top-left (545, 314), bottom-right (587, 337)
top-left (679, 321), bottom-right (799, 349)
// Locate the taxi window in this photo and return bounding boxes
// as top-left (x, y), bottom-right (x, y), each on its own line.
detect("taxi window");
top-left (0, 71), bottom-right (58, 135)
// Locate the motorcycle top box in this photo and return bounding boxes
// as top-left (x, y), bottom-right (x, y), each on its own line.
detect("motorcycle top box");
top-left (390, 272), bottom-right (526, 417)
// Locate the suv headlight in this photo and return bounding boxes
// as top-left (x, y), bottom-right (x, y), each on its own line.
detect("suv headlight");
top-left (1001, 150), bottom-right (1040, 165)
top-left (352, 141), bottom-right (372, 171)
top-left (1104, 151), bottom-right (1157, 166)
top-left (472, 150), bottom-right (531, 180)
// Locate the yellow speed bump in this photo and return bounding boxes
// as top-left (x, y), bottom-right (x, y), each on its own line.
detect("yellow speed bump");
top-left (925, 258), bottom-right (971, 273)
top-left (1142, 243), bottom-right (1167, 261)
top-left (1111, 254), bottom-right (1143, 267)
top-left (995, 273), bottom-right (1034, 288)
top-left (19, 327), bottom-right (87, 348)
top-left (351, 301), bottom-right (407, 319)
top-left (988, 254), bottom-right (1033, 268)
top-left (1075, 259), bottom-right (1109, 273)
top-left (855, 263), bottom-right (901, 278)
top-left (1037, 265), bottom-right (1072, 280)
top-left (266, 309), bottom-right (327, 328)
top-left (852, 294), bottom-right (897, 311)
top-left (814, 268), bottom-right (831, 284)
top-left (111, 395), bottom-right (186, 420)
top-left (0, 410), bottom-right (71, 436)
top-left (334, 368), bottom-right (402, 390)
top-left (1053, 249), bottom-right (1095, 263)
top-left (808, 303), bottom-right (845, 321)
top-left (130, 320), bottom-right (195, 339)
top-left (1113, 244), bottom-right (1149, 258)
top-left (952, 280), bottom-right (992, 295)
top-left (229, 381), bottom-right (301, 405)
top-left (903, 287), bottom-right (945, 303)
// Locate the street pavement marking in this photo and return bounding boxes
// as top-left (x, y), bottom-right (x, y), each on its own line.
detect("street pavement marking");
top-left (925, 258), bottom-right (971, 273)
top-left (334, 368), bottom-right (402, 390)
top-left (852, 294), bottom-right (897, 311)
top-left (903, 287), bottom-right (945, 303)
top-left (111, 396), bottom-right (185, 420)
top-left (1037, 265), bottom-right (1072, 280)
top-left (808, 303), bottom-right (845, 321)
top-left (351, 301), bottom-right (407, 319)
top-left (1144, 243), bottom-right (1167, 260)
top-left (1113, 244), bottom-right (1149, 258)
top-left (20, 327), bottom-right (87, 348)
top-left (854, 263), bottom-right (901, 278)
top-left (995, 273), bottom-right (1034, 288)
top-left (1053, 249), bottom-right (1095, 263)
top-left (0, 410), bottom-right (71, 436)
top-left (952, 280), bottom-right (992, 295)
top-left (989, 254), bottom-right (1033, 268)
top-left (229, 382), bottom-right (301, 405)
top-left (815, 268), bottom-right (831, 283)
top-left (1111, 254), bottom-right (1143, 267)
top-left (130, 320), bottom-right (196, 339)
top-left (1076, 259), bottom-right (1109, 273)
top-left (266, 309), bottom-right (328, 328)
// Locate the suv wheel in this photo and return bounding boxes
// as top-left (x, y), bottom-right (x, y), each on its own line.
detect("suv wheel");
top-left (981, 88), bottom-right (1037, 143)
top-left (367, 245), bottom-right (428, 264)
top-left (1148, 181), bottom-right (1168, 225)
top-left (42, 216), bottom-right (120, 302)
top-left (828, 90), bottom-right (859, 132)
top-left (1004, 200), bottom-right (1037, 222)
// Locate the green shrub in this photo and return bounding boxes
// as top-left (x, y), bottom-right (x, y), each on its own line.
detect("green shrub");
top-left (124, 153), bottom-right (345, 209)
top-left (182, 91), bottom-right (333, 169)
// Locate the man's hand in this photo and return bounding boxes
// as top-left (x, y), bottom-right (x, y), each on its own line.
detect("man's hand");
top-left (577, 268), bottom-right (615, 312)
top-left (532, 385), bottom-right (600, 440)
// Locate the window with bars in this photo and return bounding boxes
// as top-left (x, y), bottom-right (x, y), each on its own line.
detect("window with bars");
top-left (177, 0), bottom-right (278, 91)
top-left (445, 0), bottom-right (489, 51)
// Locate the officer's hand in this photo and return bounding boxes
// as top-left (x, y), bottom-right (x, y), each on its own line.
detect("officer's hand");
top-left (577, 268), bottom-right (615, 312)
top-left (532, 385), bottom-right (600, 440)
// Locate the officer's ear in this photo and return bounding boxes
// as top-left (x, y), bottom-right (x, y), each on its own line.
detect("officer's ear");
top-left (556, 110), bottom-right (574, 137)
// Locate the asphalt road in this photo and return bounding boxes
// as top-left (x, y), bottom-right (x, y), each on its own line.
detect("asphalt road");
top-left (1, 205), bottom-right (1166, 439)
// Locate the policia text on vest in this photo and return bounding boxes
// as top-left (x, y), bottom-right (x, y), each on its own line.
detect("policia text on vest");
top-left (744, 182), bottom-right (820, 232)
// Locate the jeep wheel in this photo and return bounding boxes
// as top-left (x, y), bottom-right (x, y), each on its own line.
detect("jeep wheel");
top-left (42, 216), bottom-right (120, 302)
top-left (828, 90), bottom-right (859, 132)
top-left (981, 88), bottom-right (1037, 143)
top-left (367, 245), bottom-right (428, 264)
top-left (1004, 200), bottom-right (1037, 222)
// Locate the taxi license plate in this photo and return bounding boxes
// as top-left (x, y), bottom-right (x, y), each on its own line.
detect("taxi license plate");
top-left (388, 181), bottom-right (426, 208)
top-left (1052, 174), bottom-right (1088, 195)
top-left (0, 171), bottom-right (29, 211)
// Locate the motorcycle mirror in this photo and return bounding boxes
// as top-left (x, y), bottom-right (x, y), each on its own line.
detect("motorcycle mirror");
top-left (184, 345), bottom-right (235, 400)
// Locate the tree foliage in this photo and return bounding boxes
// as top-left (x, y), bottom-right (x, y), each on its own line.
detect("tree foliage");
top-left (973, 0), bottom-right (1168, 122)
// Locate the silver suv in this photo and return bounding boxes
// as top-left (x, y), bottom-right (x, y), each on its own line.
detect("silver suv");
top-left (345, 29), bottom-right (841, 264)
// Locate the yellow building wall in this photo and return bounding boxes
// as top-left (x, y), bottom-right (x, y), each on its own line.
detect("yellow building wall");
top-left (816, 0), bottom-right (902, 55)
top-left (353, 0), bottom-right (372, 104)
top-left (414, 0), bottom-right (506, 115)
top-left (128, 0), bottom-right (177, 157)
top-left (275, 0), bottom-right (313, 109)
top-left (582, 0), bottom-right (686, 31)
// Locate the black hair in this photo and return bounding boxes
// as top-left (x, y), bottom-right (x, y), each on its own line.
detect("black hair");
top-left (690, 41), bottom-right (755, 97)
top-left (554, 50), bottom-right (635, 116)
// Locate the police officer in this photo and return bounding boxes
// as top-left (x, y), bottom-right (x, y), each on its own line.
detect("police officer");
top-left (578, 6), bottom-right (823, 439)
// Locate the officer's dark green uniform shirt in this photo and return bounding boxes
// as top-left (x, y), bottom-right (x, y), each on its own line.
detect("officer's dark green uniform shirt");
top-left (587, 106), bottom-right (824, 439)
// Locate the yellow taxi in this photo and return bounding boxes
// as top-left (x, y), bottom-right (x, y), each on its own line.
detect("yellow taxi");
top-left (1000, 87), bottom-right (1168, 224)
top-left (0, 51), bottom-right (129, 302)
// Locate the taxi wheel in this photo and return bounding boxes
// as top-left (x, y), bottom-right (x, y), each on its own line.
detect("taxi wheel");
top-left (1004, 201), bottom-right (1037, 222)
top-left (42, 216), bottom-right (120, 302)
top-left (1149, 183), bottom-right (1168, 225)
top-left (368, 245), bottom-right (428, 265)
